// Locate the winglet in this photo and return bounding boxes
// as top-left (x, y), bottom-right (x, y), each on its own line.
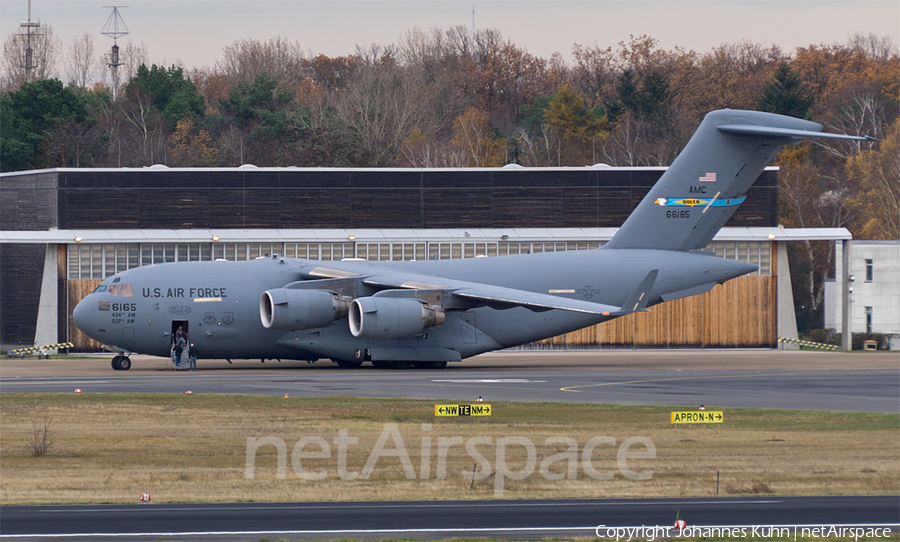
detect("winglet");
top-left (610, 270), bottom-right (658, 316)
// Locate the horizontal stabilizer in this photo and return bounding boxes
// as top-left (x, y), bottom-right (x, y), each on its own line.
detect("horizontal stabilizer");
top-left (717, 124), bottom-right (876, 142)
top-left (609, 270), bottom-right (658, 315)
top-left (659, 281), bottom-right (717, 302)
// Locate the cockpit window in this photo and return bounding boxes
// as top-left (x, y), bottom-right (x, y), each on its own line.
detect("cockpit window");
top-left (112, 277), bottom-right (121, 283)
top-left (108, 285), bottom-right (120, 296)
top-left (121, 284), bottom-right (134, 297)
top-left (93, 285), bottom-right (107, 293)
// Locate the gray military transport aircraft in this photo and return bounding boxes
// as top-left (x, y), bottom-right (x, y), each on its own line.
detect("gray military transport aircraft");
top-left (73, 110), bottom-right (872, 370)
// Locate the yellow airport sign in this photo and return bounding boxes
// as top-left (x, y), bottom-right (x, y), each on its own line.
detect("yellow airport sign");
top-left (435, 404), bottom-right (492, 417)
top-left (671, 411), bottom-right (723, 424)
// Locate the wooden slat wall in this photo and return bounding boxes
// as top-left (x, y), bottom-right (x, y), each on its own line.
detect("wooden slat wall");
top-left (536, 276), bottom-right (777, 349)
top-left (68, 280), bottom-right (104, 351)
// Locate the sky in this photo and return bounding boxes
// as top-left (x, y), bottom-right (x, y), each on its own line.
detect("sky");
top-left (1, 1), bottom-right (898, 71)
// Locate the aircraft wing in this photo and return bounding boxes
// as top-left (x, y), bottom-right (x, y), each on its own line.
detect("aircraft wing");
top-left (362, 269), bottom-right (658, 317)
top-left (451, 284), bottom-right (621, 314)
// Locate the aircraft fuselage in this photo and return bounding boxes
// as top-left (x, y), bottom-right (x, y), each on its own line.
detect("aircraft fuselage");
top-left (73, 248), bottom-right (754, 363)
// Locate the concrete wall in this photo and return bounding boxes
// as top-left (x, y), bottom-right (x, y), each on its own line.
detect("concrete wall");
top-left (0, 171), bottom-right (58, 347)
top-left (832, 241), bottom-right (900, 335)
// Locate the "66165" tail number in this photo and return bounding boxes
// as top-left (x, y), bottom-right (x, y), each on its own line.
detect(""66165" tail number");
top-left (666, 209), bottom-right (691, 219)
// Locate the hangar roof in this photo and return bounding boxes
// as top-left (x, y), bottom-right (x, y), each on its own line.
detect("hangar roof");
top-left (1, 165), bottom-right (667, 175)
top-left (0, 227), bottom-right (852, 244)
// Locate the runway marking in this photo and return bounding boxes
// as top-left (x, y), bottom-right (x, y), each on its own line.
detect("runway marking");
top-left (33, 499), bottom-right (780, 513)
top-left (560, 372), bottom-right (799, 392)
top-left (4, 523), bottom-right (896, 539)
top-left (432, 379), bottom-right (546, 383)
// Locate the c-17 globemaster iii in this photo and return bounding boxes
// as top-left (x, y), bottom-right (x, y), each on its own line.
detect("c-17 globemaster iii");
top-left (73, 110), bottom-right (872, 370)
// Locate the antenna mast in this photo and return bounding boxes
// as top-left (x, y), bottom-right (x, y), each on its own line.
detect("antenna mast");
top-left (101, 6), bottom-right (130, 101)
top-left (18, 0), bottom-right (41, 82)
top-left (472, 5), bottom-right (475, 35)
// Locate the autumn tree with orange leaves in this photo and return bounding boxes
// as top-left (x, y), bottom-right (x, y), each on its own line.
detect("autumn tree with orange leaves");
top-left (846, 118), bottom-right (900, 240)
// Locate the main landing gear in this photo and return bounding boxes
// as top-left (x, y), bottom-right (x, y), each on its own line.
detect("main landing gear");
top-left (111, 355), bottom-right (132, 371)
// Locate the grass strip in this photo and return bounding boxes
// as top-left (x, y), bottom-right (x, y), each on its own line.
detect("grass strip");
top-left (1, 394), bottom-right (897, 504)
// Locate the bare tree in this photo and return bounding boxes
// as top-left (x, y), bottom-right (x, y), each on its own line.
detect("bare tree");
top-left (217, 36), bottom-right (308, 86)
top-left (117, 86), bottom-right (171, 165)
top-left (25, 413), bottom-right (54, 457)
top-left (686, 41), bottom-right (784, 116)
top-left (66, 32), bottom-right (97, 90)
top-left (847, 32), bottom-right (898, 60)
top-left (571, 43), bottom-right (619, 106)
top-left (1, 22), bottom-right (62, 90)
top-left (335, 63), bottom-right (434, 166)
top-left (400, 127), bottom-right (467, 168)
top-left (818, 92), bottom-right (888, 160)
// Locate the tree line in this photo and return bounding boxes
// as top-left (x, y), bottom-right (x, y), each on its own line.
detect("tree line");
top-left (1, 26), bottom-right (898, 331)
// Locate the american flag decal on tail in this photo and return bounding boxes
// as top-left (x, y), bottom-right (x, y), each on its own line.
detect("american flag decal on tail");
top-left (699, 172), bottom-right (717, 182)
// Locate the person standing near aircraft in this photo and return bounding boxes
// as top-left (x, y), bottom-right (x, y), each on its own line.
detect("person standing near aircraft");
top-left (173, 341), bottom-right (184, 368)
top-left (188, 344), bottom-right (199, 371)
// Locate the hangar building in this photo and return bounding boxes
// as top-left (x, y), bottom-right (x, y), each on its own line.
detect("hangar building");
top-left (1, 166), bottom-right (852, 352)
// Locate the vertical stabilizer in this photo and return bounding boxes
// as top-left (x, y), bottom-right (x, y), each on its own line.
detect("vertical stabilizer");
top-left (604, 110), bottom-right (871, 251)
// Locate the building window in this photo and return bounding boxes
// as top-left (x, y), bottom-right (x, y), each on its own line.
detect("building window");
top-left (865, 259), bottom-right (873, 282)
top-left (865, 306), bottom-right (873, 334)
top-left (68, 238), bottom-right (773, 279)
top-left (704, 241), bottom-right (771, 276)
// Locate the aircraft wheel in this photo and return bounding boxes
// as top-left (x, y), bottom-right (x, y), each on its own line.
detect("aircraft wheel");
top-left (388, 361), bottom-right (414, 370)
top-left (413, 361), bottom-right (448, 370)
top-left (111, 355), bottom-right (130, 370)
top-left (334, 359), bottom-right (363, 369)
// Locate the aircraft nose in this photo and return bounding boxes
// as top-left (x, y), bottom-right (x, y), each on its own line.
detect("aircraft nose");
top-left (72, 295), bottom-right (94, 332)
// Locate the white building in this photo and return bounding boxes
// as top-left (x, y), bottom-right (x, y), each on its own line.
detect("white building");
top-left (826, 240), bottom-right (900, 336)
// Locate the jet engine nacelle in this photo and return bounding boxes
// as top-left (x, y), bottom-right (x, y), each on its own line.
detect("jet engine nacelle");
top-left (260, 288), bottom-right (349, 331)
top-left (349, 297), bottom-right (445, 340)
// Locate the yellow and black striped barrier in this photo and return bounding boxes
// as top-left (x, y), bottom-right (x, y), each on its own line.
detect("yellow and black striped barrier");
top-left (8, 342), bottom-right (74, 357)
top-left (777, 337), bottom-right (840, 351)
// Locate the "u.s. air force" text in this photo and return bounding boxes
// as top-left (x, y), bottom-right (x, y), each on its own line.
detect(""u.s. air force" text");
top-left (142, 287), bottom-right (228, 298)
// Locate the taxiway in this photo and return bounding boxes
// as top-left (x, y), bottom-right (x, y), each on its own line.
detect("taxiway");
top-left (1, 351), bottom-right (897, 412)
top-left (2, 496), bottom-right (898, 541)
